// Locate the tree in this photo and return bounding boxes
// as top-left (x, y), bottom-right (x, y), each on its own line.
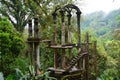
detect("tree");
top-left (103, 40), bottom-right (120, 79)
top-left (0, 0), bottom-right (31, 33)
top-left (113, 15), bottom-right (120, 40)
top-left (0, 0), bottom-right (75, 33)
top-left (26, 0), bottom-right (75, 39)
top-left (0, 17), bottom-right (24, 76)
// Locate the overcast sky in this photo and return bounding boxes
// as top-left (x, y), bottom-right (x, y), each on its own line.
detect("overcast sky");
top-left (79, 0), bottom-right (120, 14)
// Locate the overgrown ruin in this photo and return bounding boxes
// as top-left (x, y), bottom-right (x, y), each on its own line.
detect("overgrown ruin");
top-left (27, 4), bottom-right (97, 80)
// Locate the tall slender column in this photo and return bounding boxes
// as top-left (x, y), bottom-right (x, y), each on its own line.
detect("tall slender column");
top-left (34, 18), bottom-right (40, 75)
top-left (76, 11), bottom-right (82, 69)
top-left (28, 20), bottom-right (32, 38)
top-left (28, 20), bottom-right (34, 66)
top-left (52, 12), bottom-right (58, 69)
top-left (52, 12), bottom-right (57, 45)
top-left (76, 11), bottom-right (81, 46)
top-left (62, 49), bottom-right (66, 69)
top-left (85, 32), bottom-right (89, 80)
top-left (93, 41), bottom-right (97, 80)
top-left (60, 10), bottom-right (65, 45)
top-left (54, 49), bottom-right (57, 69)
top-left (60, 10), bottom-right (66, 69)
top-left (67, 11), bottom-right (72, 43)
top-left (34, 18), bottom-right (39, 38)
top-left (67, 11), bottom-right (72, 60)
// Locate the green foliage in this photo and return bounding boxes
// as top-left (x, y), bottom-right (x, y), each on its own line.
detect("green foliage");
top-left (0, 0), bottom-right (75, 33)
top-left (6, 74), bottom-right (14, 80)
top-left (81, 29), bottom-right (97, 42)
top-left (0, 0), bottom-right (30, 32)
top-left (0, 17), bottom-right (24, 55)
top-left (3, 1), bottom-right (120, 80)
top-left (82, 8), bottom-right (120, 79)
top-left (113, 29), bottom-right (120, 40)
top-left (0, 17), bottom-right (24, 77)
top-left (113, 15), bottom-right (120, 40)
top-left (40, 43), bottom-right (54, 71)
top-left (116, 15), bottom-right (120, 27)
top-left (82, 9), bottom-right (120, 38)
top-left (12, 68), bottom-right (57, 80)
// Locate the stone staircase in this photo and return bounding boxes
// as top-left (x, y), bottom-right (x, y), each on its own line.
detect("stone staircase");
top-left (66, 52), bottom-right (87, 71)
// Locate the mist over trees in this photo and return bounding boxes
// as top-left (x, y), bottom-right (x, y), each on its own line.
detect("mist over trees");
top-left (82, 8), bottom-right (120, 79)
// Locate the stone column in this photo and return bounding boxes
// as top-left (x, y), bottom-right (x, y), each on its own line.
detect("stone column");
top-left (34, 18), bottom-right (40, 75)
top-left (52, 12), bottom-right (58, 69)
top-left (60, 10), bottom-right (66, 69)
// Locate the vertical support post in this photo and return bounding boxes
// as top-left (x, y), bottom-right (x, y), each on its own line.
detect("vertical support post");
top-left (34, 18), bottom-right (39, 38)
top-left (93, 41), bottom-right (97, 80)
top-left (52, 12), bottom-right (57, 45)
top-left (52, 12), bottom-right (58, 69)
top-left (67, 11), bottom-right (72, 43)
top-left (85, 32), bottom-right (89, 80)
top-left (28, 20), bottom-right (32, 38)
top-left (34, 18), bottom-right (40, 75)
top-left (60, 10), bottom-right (65, 45)
top-left (54, 49), bottom-right (58, 69)
top-left (77, 48), bottom-right (81, 69)
top-left (60, 10), bottom-right (66, 69)
top-left (67, 11), bottom-right (72, 60)
top-left (76, 11), bottom-right (81, 69)
top-left (76, 11), bottom-right (81, 46)
top-left (28, 20), bottom-right (34, 66)
top-left (62, 49), bottom-right (66, 69)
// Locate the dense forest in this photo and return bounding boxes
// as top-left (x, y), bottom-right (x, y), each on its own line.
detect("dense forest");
top-left (0, 0), bottom-right (120, 80)
top-left (82, 9), bottom-right (120, 79)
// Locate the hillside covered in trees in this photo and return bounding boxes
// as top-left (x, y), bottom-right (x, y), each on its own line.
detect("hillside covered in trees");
top-left (82, 9), bottom-right (120, 39)
top-left (82, 8), bottom-right (120, 79)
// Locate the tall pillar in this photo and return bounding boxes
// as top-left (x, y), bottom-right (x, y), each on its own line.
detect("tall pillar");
top-left (76, 11), bottom-right (81, 46)
top-left (60, 10), bottom-right (66, 69)
top-left (67, 11), bottom-right (72, 43)
top-left (76, 11), bottom-right (82, 69)
top-left (28, 20), bottom-right (32, 38)
top-left (34, 18), bottom-right (40, 75)
top-left (67, 11), bottom-right (72, 61)
top-left (52, 12), bottom-right (57, 45)
top-left (52, 12), bottom-right (58, 69)
top-left (60, 10), bottom-right (65, 45)
top-left (28, 20), bottom-right (34, 66)
top-left (85, 32), bottom-right (89, 80)
top-left (93, 41), bottom-right (97, 80)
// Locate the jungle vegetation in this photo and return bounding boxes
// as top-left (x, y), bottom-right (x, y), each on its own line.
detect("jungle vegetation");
top-left (0, 0), bottom-right (120, 80)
